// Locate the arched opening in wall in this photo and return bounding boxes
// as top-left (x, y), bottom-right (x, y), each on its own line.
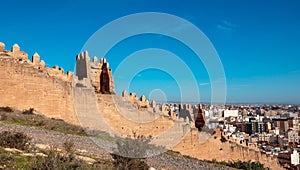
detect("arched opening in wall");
top-left (100, 63), bottom-right (110, 93)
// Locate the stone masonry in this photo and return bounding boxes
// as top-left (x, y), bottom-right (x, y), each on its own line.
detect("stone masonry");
top-left (0, 42), bottom-right (77, 124)
top-left (76, 51), bottom-right (114, 94)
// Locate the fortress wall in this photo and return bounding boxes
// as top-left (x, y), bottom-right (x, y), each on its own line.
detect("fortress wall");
top-left (0, 42), bottom-right (283, 168)
top-left (172, 128), bottom-right (283, 170)
top-left (0, 57), bottom-right (79, 124)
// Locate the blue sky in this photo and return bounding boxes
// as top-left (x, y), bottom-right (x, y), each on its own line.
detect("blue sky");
top-left (1, 0), bottom-right (300, 104)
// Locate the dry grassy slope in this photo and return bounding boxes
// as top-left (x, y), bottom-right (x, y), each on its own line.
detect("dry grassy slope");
top-left (0, 109), bottom-right (232, 170)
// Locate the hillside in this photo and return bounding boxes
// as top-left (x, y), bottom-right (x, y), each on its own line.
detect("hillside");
top-left (0, 107), bottom-right (237, 170)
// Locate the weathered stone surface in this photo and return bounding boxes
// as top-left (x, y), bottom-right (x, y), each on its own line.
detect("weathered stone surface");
top-left (10, 44), bottom-right (28, 60)
top-left (53, 65), bottom-right (59, 70)
top-left (0, 42), bottom-right (5, 52)
top-left (93, 56), bottom-right (98, 64)
top-left (67, 71), bottom-right (74, 78)
top-left (195, 104), bottom-right (205, 131)
top-left (100, 63), bottom-right (110, 93)
top-left (122, 90), bottom-right (128, 97)
top-left (0, 45), bottom-right (78, 124)
top-left (76, 53), bottom-right (114, 93)
top-left (39, 60), bottom-right (45, 67)
top-left (32, 52), bottom-right (40, 64)
top-left (173, 129), bottom-right (283, 170)
top-left (59, 67), bottom-right (64, 74)
top-left (140, 95), bottom-right (146, 102)
top-left (12, 43), bottom-right (20, 52)
top-left (151, 100), bottom-right (156, 108)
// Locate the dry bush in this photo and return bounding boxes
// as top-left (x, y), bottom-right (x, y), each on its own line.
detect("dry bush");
top-left (0, 106), bottom-right (13, 112)
top-left (32, 146), bottom-right (83, 170)
top-left (111, 136), bottom-right (151, 170)
top-left (0, 131), bottom-right (31, 150)
top-left (63, 139), bottom-right (75, 154)
top-left (22, 108), bottom-right (34, 115)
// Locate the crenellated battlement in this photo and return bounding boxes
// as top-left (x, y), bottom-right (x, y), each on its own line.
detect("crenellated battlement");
top-left (122, 90), bottom-right (154, 111)
top-left (0, 42), bottom-right (74, 82)
top-left (75, 50), bottom-right (114, 93)
top-left (0, 41), bottom-right (78, 124)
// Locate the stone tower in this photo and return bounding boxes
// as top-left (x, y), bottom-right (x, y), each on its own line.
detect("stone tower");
top-left (75, 51), bottom-right (114, 93)
top-left (195, 104), bottom-right (205, 131)
top-left (76, 51), bottom-right (90, 80)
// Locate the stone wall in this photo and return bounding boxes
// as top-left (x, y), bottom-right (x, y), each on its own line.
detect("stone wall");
top-left (0, 43), bottom-right (78, 124)
top-left (0, 42), bottom-right (283, 169)
top-left (76, 51), bottom-right (89, 80)
top-left (76, 52), bottom-right (114, 93)
top-left (172, 128), bottom-right (284, 170)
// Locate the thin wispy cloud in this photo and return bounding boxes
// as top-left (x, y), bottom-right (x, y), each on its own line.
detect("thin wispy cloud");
top-left (217, 25), bottom-right (233, 31)
top-left (217, 19), bottom-right (238, 31)
top-left (222, 20), bottom-right (238, 28)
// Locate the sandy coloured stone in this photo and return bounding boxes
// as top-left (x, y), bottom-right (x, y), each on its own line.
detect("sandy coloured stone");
top-left (12, 43), bottom-right (20, 52)
top-left (146, 99), bottom-right (150, 108)
top-left (67, 71), bottom-right (74, 78)
top-left (100, 57), bottom-right (106, 64)
top-left (93, 56), bottom-right (98, 64)
top-left (151, 100), bottom-right (156, 108)
top-left (140, 95), bottom-right (146, 102)
top-left (39, 60), bottom-right (45, 67)
top-left (0, 42), bottom-right (5, 52)
top-left (122, 90), bottom-right (128, 97)
top-left (53, 65), bottom-right (59, 70)
top-left (32, 52), bottom-right (40, 64)
top-left (59, 67), bottom-right (64, 74)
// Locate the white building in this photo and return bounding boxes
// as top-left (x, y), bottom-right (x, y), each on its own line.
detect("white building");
top-left (223, 109), bottom-right (238, 117)
top-left (291, 149), bottom-right (299, 165)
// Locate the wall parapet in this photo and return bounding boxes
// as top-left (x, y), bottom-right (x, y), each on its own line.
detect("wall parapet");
top-left (0, 42), bottom-right (75, 82)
